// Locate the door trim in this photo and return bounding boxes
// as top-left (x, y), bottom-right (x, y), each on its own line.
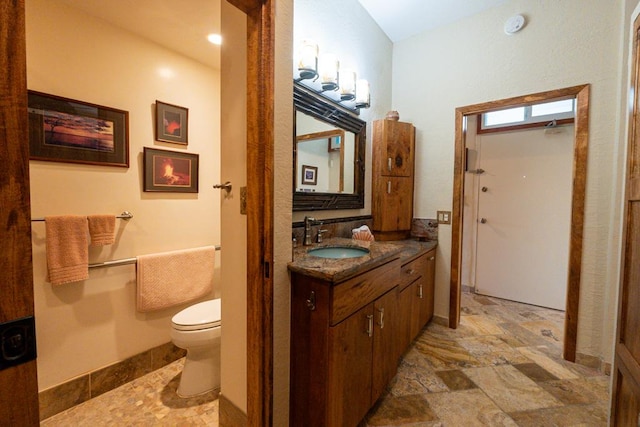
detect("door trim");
top-left (0, 0), bottom-right (40, 423)
top-left (226, 0), bottom-right (275, 425)
top-left (450, 84), bottom-right (590, 362)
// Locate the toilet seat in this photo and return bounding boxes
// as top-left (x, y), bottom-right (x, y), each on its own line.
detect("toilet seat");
top-left (172, 299), bottom-right (221, 331)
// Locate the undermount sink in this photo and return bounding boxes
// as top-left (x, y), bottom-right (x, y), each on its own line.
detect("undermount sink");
top-left (307, 246), bottom-right (370, 259)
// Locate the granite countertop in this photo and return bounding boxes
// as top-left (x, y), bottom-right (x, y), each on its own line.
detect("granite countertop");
top-left (288, 237), bottom-right (437, 284)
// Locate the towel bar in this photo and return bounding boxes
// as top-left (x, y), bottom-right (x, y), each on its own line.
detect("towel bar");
top-left (88, 245), bottom-right (222, 269)
top-left (31, 211), bottom-right (134, 222)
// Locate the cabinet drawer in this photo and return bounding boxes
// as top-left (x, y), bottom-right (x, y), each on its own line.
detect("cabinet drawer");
top-left (331, 259), bottom-right (400, 325)
top-left (399, 254), bottom-right (428, 290)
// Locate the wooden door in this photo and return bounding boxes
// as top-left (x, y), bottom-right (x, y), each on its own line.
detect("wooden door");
top-left (373, 120), bottom-right (415, 177)
top-left (0, 0), bottom-right (40, 424)
top-left (372, 176), bottom-right (413, 231)
top-left (612, 13), bottom-right (640, 424)
top-left (328, 304), bottom-right (374, 427)
top-left (371, 289), bottom-right (398, 404)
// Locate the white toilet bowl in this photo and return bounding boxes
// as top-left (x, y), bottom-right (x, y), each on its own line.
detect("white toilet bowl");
top-left (170, 298), bottom-right (221, 397)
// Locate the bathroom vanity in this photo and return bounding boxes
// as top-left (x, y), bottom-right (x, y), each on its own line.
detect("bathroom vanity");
top-left (288, 238), bottom-right (436, 427)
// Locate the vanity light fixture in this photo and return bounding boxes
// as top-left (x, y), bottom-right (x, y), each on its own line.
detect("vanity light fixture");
top-left (355, 79), bottom-right (370, 109)
top-left (340, 69), bottom-right (356, 101)
top-left (297, 39), bottom-right (319, 80)
top-left (319, 53), bottom-right (339, 92)
top-left (294, 40), bottom-right (371, 112)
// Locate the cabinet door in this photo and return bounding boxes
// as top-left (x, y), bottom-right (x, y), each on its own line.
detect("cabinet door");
top-left (396, 285), bottom-right (413, 360)
top-left (374, 120), bottom-right (415, 177)
top-left (418, 251), bottom-right (436, 328)
top-left (372, 289), bottom-right (398, 404)
top-left (372, 176), bottom-right (413, 231)
top-left (328, 304), bottom-right (374, 427)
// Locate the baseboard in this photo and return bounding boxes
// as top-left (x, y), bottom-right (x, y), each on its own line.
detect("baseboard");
top-left (219, 393), bottom-right (248, 426)
top-left (431, 314), bottom-right (449, 326)
top-left (576, 351), bottom-right (612, 375)
top-left (38, 342), bottom-right (186, 421)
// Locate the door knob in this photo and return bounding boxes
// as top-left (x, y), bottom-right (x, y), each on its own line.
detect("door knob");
top-left (481, 186), bottom-right (488, 192)
top-left (480, 218), bottom-right (487, 224)
top-left (476, 168), bottom-right (485, 174)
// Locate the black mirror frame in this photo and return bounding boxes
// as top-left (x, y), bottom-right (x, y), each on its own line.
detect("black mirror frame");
top-left (293, 82), bottom-right (366, 211)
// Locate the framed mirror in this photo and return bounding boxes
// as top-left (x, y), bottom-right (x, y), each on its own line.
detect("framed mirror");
top-left (293, 82), bottom-right (366, 211)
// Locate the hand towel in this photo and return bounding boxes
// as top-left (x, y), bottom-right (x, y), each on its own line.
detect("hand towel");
top-left (352, 225), bottom-right (375, 241)
top-left (136, 246), bottom-right (216, 312)
top-left (88, 214), bottom-right (116, 246)
top-left (45, 215), bottom-right (89, 286)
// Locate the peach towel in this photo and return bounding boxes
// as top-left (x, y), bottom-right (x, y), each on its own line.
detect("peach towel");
top-left (87, 214), bottom-right (116, 246)
top-left (45, 215), bottom-right (89, 286)
top-left (136, 246), bottom-right (216, 312)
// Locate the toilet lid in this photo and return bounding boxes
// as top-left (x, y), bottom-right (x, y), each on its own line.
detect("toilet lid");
top-left (172, 299), bottom-right (221, 331)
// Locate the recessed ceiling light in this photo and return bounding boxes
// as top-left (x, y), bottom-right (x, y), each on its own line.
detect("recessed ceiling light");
top-left (207, 33), bottom-right (222, 45)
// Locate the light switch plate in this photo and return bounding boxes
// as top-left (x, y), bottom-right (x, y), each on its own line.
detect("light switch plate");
top-left (437, 210), bottom-right (451, 225)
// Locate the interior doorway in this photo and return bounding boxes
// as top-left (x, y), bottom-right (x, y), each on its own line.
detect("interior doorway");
top-left (450, 85), bottom-right (591, 362)
top-left (463, 116), bottom-right (574, 311)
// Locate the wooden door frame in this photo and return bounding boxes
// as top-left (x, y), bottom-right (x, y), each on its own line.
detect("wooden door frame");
top-left (226, 0), bottom-right (275, 425)
top-left (611, 12), bottom-right (640, 422)
top-left (449, 84), bottom-right (590, 362)
top-left (1, 0), bottom-right (276, 424)
top-left (0, 0), bottom-right (40, 424)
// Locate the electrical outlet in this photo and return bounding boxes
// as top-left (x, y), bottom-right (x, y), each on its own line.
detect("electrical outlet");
top-left (437, 210), bottom-right (451, 225)
top-left (0, 316), bottom-right (37, 371)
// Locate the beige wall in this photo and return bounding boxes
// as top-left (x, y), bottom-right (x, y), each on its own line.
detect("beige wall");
top-left (27, 0), bottom-right (221, 390)
top-left (219, 0), bottom-right (248, 413)
top-left (393, 0), bottom-right (624, 362)
top-left (274, 0), bottom-right (294, 424)
top-left (292, 0), bottom-right (393, 222)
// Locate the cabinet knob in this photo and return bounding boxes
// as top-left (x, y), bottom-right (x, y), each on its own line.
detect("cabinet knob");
top-left (387, 181), bottom-right (392, 194)
top-left (387, 157), bottom-right (392, 172)
top-left (418, 284), bottom-right (423, 299)
top-left (366, 314), bottom-right (374, 337)
top-left (480, 218), bottom-right (487, 224)
top-left (377, 307), bottom-right (385, 329)
top-left (428, 256), bottom-right (435, 261)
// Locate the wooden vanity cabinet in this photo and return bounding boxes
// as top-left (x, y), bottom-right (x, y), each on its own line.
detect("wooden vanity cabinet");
top-left (372, 119), bottom-right (416, 240)
top-left (290, 259), bottom-right (400, 427)
top-left (396, 248), bottom-right (436, 355)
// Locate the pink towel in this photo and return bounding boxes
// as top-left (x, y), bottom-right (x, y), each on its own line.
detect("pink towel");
top-left (45, 215), bottom-right (89, 286)
top-left (88, 214), bottom-right (116, 246)
top-left (136, 246), bottom-right (216, 312)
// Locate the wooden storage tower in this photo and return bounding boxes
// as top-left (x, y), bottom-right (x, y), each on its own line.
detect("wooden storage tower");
top-left (371, 119), bottom-right (416, 240)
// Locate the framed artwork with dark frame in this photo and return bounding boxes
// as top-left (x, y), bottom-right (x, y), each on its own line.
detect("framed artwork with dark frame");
top-left (27, 90), bottom-right (129, 167)
top-left (301, 165), bottom-right (318, 185)
top-left (143, 147), bottom-right (199, 193)
top-left (155, 100), bottom-right (188, 144)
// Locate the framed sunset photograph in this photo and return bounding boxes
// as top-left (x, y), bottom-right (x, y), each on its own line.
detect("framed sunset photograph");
top-left (155, 100), bottom-right (188, 144)
top-left (28, 91), bottom-right (129, 167)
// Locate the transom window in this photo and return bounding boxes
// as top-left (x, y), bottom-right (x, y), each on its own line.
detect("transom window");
top-left (481, 99), bottom-right (576, 132)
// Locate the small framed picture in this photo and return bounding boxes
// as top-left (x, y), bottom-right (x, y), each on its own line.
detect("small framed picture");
top-left (301, 164), bottom-right (318, 185)
top-left (143, 147), bottom-right (198, 193)
top-left (155, 100), bottom-right (188, 144)
top-left (28, 91), bottom-right (129, 167)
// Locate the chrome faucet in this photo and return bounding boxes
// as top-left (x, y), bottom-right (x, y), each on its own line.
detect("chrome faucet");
top-left (303, 216), bottom-right (316, 246)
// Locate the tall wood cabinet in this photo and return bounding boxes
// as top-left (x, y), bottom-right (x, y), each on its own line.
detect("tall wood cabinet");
top-left (372, 119), bottom-right (416, 240)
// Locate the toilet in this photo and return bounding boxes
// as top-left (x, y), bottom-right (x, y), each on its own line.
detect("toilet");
top-left (170, 298), bottom-right (221, 397)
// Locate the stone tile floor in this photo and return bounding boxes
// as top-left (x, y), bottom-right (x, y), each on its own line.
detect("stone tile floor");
top-left (40, 358), bottom-right (219, 426)
top-left (41, 291), bottom-right (610, 426)
top-left (361, 291), bottom-right (610, 426)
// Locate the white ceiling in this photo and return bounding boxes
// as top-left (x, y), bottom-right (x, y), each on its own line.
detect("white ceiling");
top-left (57, 0), bottom-right (506, 68)
top-left (358, 0), bottom-right (509, 42)
top-left (58, 0), bottom-right (221, 69)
